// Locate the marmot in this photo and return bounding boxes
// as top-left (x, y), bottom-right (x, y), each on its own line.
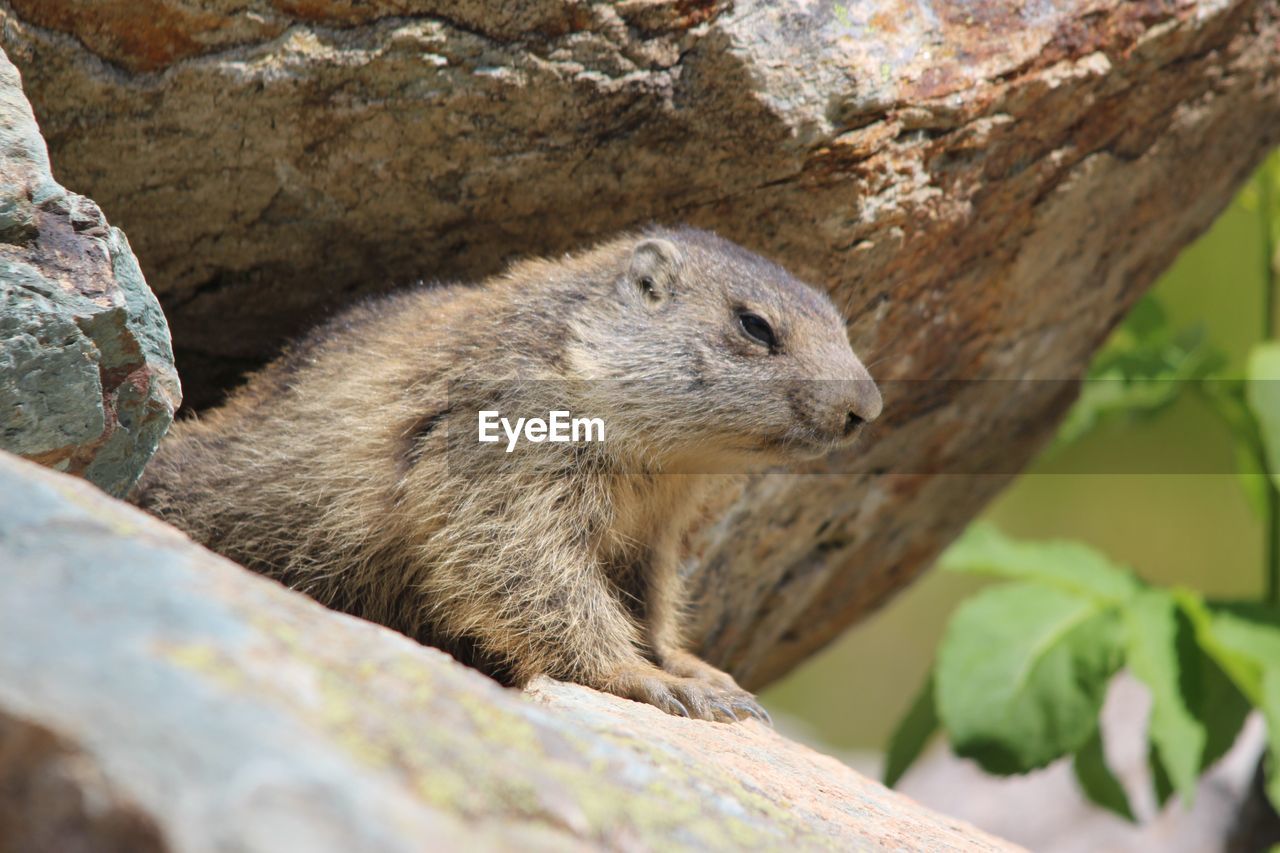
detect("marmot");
top-left (133, 226), bottom-right (881, 722)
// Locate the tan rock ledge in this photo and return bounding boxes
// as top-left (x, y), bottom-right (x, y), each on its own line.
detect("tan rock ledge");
top-left (0, 450), bottom-right (1017, 852)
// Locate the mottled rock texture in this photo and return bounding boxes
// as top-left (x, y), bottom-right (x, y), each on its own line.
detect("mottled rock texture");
top-left (0, 50), bottom-right (179, 497)
top-left (0, 450), bottom-right (1019, 852)
top-left (1, 0), bottom-right (1277, 685)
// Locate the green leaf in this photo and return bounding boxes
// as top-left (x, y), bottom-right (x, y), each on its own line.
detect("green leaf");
top-left (1122, 297), bottom-right (1170, 341)
top-left (1193, 600), bottom-right (1280, 706)
top-left (1195, 648), bottom-right (1254, 773)
top-left (1246, 343), bottom-right (1280, 488)
top-left (1052, 295), bottom-right (1226, 450)
top-left (935, 583), bottom-right (1122, 774)
top-left (1150, 745), bottom-right (1175, 810)
top-left (1132, 597), bottom-right (1251, 813)
top-left (1234, 441), bottom-right (1270, 518)
top-left (1073, 727), bottom-right (1135, 821)
top-left (940, 523), bottom-right (1140, 604)
top-left (1144, 662), bottom-right (1249, 814)
top-left (1262, 669), bottom-right (1280, 813)
top-left (1211, 603), bottom-right (1280, 657)
top-left (1196, 378), bottom-right (1269, 515)
top-left (1054, 379), bottom-right (1180, 449)
top-left (883, 673), bottom-right (939, 787)
top-left (1173, 593), bottom-right (1263, 705)
top-left (1125, 590), bottom-right (1206, 805)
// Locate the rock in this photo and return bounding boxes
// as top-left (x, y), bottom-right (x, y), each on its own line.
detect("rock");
top-left (0, 50), bottom-right (179, 497)
top-left (1, 2), bottom-right (1278, 684)
top-left (0, 449), bottom-right (1018, 852)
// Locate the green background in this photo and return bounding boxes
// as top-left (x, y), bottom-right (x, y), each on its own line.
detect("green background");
top-left (762, 181), bottom-right (1270, 752)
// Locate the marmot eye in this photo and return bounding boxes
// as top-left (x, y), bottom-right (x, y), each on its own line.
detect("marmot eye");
top-left (639, 276), bottom-right (658, 300)
top-left (738, 311), bottom-right (777, 349)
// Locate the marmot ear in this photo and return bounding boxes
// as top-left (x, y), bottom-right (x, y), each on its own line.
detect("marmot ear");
top-left (627, 238), bottom-right (681, 305)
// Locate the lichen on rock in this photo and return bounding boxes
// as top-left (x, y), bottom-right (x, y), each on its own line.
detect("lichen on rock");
top-left (0, 450), bottom-right (1020, 852)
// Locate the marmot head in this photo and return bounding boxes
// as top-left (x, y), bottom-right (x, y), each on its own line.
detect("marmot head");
top-left (568, 227), bottom-right (881, 469)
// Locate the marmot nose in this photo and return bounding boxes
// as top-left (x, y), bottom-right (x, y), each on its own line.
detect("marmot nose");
top-left (842, 377), bottom-right (882, 437)
top-left (851, 377), bottom-right (882, 417)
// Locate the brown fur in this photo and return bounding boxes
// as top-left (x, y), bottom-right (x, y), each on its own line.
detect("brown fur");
top-left (132, 226), bottom-right (881, 722)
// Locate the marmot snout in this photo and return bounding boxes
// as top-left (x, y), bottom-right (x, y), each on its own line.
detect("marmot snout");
top-left (133, 226), bottom-right (880, 723)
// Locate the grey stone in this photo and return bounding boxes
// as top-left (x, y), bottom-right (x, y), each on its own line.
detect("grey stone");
top-left (0, 450), bottom-right (1019, 852)
top-left (0, 49), bottom-right (179, 496)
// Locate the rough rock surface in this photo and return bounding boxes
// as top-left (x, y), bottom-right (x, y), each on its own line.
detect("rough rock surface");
top-left (0, 50), bottom-right (179, 497)
top-left (0, 449), bottom-right (1018, 852)
top-left (2, 1), bottom-right (1277, 685)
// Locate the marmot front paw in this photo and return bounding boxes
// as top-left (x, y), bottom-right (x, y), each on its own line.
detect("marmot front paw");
top-left (603, 663), bottom-right (770, 724)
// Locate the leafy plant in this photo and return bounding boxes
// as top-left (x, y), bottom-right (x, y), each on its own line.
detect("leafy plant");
top-left (883, 524), bottom-right (1268, 818)
top-left (884, 149), bottom-right (1280, 819)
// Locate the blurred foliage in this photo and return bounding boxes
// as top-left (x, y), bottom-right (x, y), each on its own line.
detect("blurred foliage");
top-left (884, 525), bottom-right (1269, 819)
top-left (763, 154), bottom-right (1279, 759)
top-left (883, 149), bottom-right (1280, 819)
top-left (763, 155), bottom-right (1273, 755)
top-left (1050, 298), bottom-right (1224, 450)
